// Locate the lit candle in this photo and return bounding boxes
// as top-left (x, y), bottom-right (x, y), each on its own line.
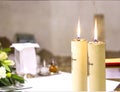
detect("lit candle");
top-left (43, 60), bottom-right (46, 67)
top-left (94, 19), bottom-right (98, 41)
top-left (88, 18), bottom-right (106, 91)
top-left (77, 19), bottom-right (81, 39)
top-left (71, 19), bottom-right (87, 91)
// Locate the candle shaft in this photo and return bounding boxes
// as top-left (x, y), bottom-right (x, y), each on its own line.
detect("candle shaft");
top-left (71, 39), bottom-right (88, 91)
top-left (88, 41), bottom-right (106, 91)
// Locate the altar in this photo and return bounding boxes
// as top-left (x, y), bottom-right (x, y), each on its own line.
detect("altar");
top-left (0, 72), bottom-right (119, 91)
top-left (14, 72), bottom-right (120, 91)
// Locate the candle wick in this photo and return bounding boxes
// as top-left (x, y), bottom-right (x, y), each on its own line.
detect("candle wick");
top-left (77, 37), bottom-right (80, 41)
top-left (94, 39), bottom-right (98, 42)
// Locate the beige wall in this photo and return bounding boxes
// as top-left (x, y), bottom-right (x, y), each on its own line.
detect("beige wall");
top-left (0, 1), bottom-right (120, 56)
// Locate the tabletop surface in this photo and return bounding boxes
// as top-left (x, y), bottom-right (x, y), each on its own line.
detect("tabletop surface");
top-left (0, 72), bottom-right (119, 91)
top-left (22, 72), bottom-right (120, 91)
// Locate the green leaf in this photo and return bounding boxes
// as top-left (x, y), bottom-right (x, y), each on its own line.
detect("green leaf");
top-left (11, 74), bottom-right (24, 83)
top-left (1, 63), bottom-right (11, 72)
top-left (0, 78), bottom-right (11, 86)
top-left (8, 77), bottom-right (16, 85)
top-left (0, 48), bottom-right (11, 53)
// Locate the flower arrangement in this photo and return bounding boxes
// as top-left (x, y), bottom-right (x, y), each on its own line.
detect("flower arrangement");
top-left (0, 47), bottom-right (24, 87)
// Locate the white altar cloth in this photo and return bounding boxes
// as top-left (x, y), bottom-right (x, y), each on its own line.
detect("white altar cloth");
top-left (20, 72), bottom-right (120, 91)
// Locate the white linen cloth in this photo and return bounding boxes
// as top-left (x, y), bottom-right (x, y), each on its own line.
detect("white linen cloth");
top-left (10, 43), bottom-right (40, 75)
top-left (21, 72), bottom-right (120, 91)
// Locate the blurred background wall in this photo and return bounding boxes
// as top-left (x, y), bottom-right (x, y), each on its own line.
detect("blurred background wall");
top-left (0, 1), bottom-right (120, 56)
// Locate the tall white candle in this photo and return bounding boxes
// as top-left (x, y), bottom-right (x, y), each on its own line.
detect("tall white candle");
top-left (88, 18), bottom-right (106, 91)
top-left (71, 19), bottom-right (87, 91)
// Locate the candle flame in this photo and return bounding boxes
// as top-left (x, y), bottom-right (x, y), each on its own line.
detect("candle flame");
top-left (77, 19), bottom-right (81, 39)
top-left (43, 60), bottom-right (46, 67)
top-left (94, 19), bottom-right (98, 41)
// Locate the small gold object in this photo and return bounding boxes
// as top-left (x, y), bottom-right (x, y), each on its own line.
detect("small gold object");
top-left (49, 59), bottom-right (58, 74)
